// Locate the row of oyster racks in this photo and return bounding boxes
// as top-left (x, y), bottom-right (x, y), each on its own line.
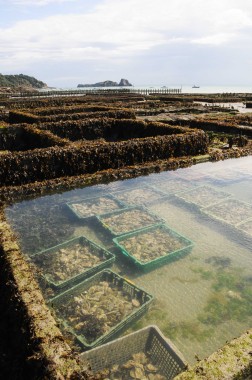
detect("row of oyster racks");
top-left (28, 235), bottom-right (115, 291)
top-left (95, 205), bottom-right (166, 237)
top-left (200, 197), bottom-right (252, 229)
top-left (113, 223), bottom-right (194, 272)
top-left (49, 269), bottom-right (154, 350)
top-left (65, 193), bottom-right (126, 220)
top-left (173, 185), bottom-right (233, 209)
top-left (79, 324), bottom-right (187, 380)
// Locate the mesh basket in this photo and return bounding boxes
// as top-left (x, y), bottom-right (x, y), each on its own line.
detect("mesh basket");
top-left (30, 236), bottom-right (115, 289)
top-left (174, 185), bottom-right (231, 209)
top-left (113, 224), bottom-right (193, 271)
top-left (96, 205), bottom-right (165, 236)
top-left (201, 198), bottom-right (252, 227)
top-left (151, 177), bottom-right (198, 196)
top-left (80, 325), bottom-right (187, 380)
top-left (112, 186), bottom-right (167, 207)
top-left (66, 194), bottom-right (125, 220)
top-left (50, 270), bottom-right (153, 350)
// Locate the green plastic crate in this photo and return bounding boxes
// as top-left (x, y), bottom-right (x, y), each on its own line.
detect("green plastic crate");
top-left (50, 269), bottom-right (153, 350)
top-left (236, 218), bottom-right (252, 239)
top-left (112, 186), bottom-right (167, 207)
top-left (151, 177), bottom-right (198, 196)
top-left (31, 236), bottom-right (115, 289)
top-left (201, 198), bottom-right (252, 227)
top-left (66, 194), bottom-right (125, 220)
top-left (175, 185), bottom-right (232, 209)
top-left (80, 325), bottom-right (187, 380)
top-left (96, 205), bottom-right (165, 236)
top-left (113, 224), bottom-right (194, 271)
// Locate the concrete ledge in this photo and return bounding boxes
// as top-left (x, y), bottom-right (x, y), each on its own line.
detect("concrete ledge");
top-left (175, 329), bottom-right (252, 380)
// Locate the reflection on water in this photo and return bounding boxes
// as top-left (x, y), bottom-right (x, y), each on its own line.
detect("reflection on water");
top-left (5, 156), bottom-right (252, 364)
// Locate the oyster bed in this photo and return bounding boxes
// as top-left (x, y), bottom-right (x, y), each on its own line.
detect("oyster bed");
top-left (98, 207), bottom-right (162, 235)
top-left (154, 178), bottom-right (197, 195)
top-left (96, 352), bottom-right (166, 380)
top-left (113, 187), bottom-right (165, 206)
top-left (68, 195), bottom-right (123, 219)
top-left (31, 240), bottom-right (110, 286)
top-left (175, 185), bottom-right (231, 208)
top-left (115, 225), bottom-right (191, 265)
top-left (202, 198), bottom-right (252, 226)
top-left (55, 281), bottom-right (141, 344)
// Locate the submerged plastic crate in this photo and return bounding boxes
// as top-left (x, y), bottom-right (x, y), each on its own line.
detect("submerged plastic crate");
top-left (112, 186), bottom-right (167, 207)
top-left (202, 198), bottom-right (252, 226)
top-left (50, 269), bottom-right (153, 350)
top-left (152, 177), bottom-right (198, 196)
top-left (96, 205), bottom-right (165, 236)
top-left (209, 168), bottom-right (247, 185)
top-left (80, 325), bottom-right (187, 380)
top-left (66, 194), bottom-right (125, 220)
top-left (31, 236), bottom-right (115, 289)
top-left (236, 218), bottom-right (252, 238)
top-left (113, 224), bottom-right (193, 271)
top-left (175, 185), bottom-right (231, 209)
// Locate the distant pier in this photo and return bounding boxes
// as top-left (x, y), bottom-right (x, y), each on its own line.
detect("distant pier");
top-left (11, 87), bottom-right (182, 98)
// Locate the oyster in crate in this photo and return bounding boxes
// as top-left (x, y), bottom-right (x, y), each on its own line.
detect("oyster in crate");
top-left (237, 219), bottom-right (252, 236)
top-left (113, 187), bottom-right (164, 206)
top-left (114, 224), bottom-right (193, 269)
top-left (203, 198), bottom-right (252, 226)
top-left (50, 270), bottom-right (153, 349)
top-left (56, 281), bottom-right (140, 344)
top-left (98, 207), bottom-right (163, 235)
top-left (68, 195), bottom-right (123, 219)
top-left (97, 352), bottom-right (165, 380)
top-left (31, 237), bottom-right (114, 288)
top-left (176, 185), bottom-right (231, 208)
top-left (155, 178), bottom-right (197, 195)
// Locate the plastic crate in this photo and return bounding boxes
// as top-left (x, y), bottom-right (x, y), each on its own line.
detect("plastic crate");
top-left (202, 198), bottom-right (252, 227)
top-left (66, 194), bottom-right (125, 220)
top-left (236, 218), bottom-right (252, 239)
top-left (175, 185), bottom-right (232, 209)
top-left (80, 325), bottom-right (187, 380)
top-left (96, 205), bottom-right (165, 236)
top-left (151, 177), bottom-right (198, 196)
top-left (31, 236), bottom-right (115, 289)
top-left (113, 224), bottom-right (193, 271)
top-left (50, 269), bottom-right (153, 350)
top-left (208, 168), bottom-right (247, 185)
top-left (112, 186), bottom-right (167, 207)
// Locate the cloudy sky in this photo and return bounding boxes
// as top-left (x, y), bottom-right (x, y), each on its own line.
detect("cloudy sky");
top-left (1, 0), bottom-right (252, 87)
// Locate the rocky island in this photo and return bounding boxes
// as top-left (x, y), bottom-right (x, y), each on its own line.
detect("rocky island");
top-left (77, 78), bottom-right (132, 88)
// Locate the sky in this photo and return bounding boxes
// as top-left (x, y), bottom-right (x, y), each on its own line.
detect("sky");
top-left (1, 0), bottom-right (252, 88)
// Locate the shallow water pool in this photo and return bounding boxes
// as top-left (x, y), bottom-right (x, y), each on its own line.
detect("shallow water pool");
top-left (5, 156), bottom-right (252, 364)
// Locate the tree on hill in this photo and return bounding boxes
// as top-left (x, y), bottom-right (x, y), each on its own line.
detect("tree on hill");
top-left (0, 74), bottom-right (47, 88)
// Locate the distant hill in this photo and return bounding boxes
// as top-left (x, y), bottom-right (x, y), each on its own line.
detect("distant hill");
top-left (0, 74), bottom-right (47, 89)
